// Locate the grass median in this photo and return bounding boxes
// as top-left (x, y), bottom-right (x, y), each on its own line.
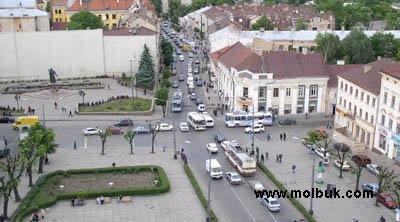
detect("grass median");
top-left (78, 98), bottom-right (151, 112)
top-left (183, 164), bottom-right (218, 222)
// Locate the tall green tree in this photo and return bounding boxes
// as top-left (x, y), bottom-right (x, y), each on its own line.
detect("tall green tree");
top-left (342, 29), bottom-right (375, 64)
top-left (370, 32), bottom-right (398, 58)
top-left (386, 11), bottom-right (400, 30)
top-left (151, 0), bottom-right (163, 16)
top-left (67, 10), bottom-right (104, 30)
top-left (314, 0), bottom-right (345, 29)
top-left (98, 129), bottom-right (112, 155)
top-left (296, 18), bottom-right (308, 30)
top-left (124, 127), bottom-right (136, 154)
top-left (375, 166), bottom-right (397, 206)
top-left (155, 88), bottom-right (169, 117)
top-left (33, 125), bottom-right (57, 174)
top-left (137, 44), bottom-right (155, 89)
top-left (315, 32), bottom-right (342, 64)
top-left (341, 4), bottom-right (372, 29)
top-left (251, 15), bottom-right (275, 31)
top-left (333, 143), bottom-right (351, 178)
top-left (352, 160), bottom-right (366, 190)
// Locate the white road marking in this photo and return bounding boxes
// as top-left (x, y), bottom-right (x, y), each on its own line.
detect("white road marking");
top-left (229, 185), bottom-right (257, 222)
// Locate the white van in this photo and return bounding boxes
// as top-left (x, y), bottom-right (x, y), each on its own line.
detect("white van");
top-left (203, 115), bottom-right (214, 127)
top-left (179, 55), bottom-right (184, 61)
top-left (187, 76), bottom-right (194, 85)
top-left (197, 104), bottom-right (206, 112)
top-left (206, 159), bottom-right (223, 179)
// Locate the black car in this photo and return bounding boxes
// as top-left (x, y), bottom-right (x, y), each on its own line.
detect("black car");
top-left (278, 118), bottom-right (296, 125)
top-left (214, 134), bottom-right (225, 143)
top-left (196, 80), bottom-right (203, 86)
top-left (172, 81), bottom-right (179, 88)
top-left (196, 98), bottom-right (203, 105)
top-left (0, 116), bottom-right (15, 123)
top-left (178, 74), bottom-right (185, 81)
top-left (114, 118), bottom-right (133, 127)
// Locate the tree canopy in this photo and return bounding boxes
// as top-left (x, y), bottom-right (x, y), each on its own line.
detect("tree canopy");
top-left (137, 44), bottom-right (155, 89)
top-left (342, 29), bottom-right (375, 64)
top-left (151, 0), bottom-right (163, 16)
top-left (251, 15), bottom-right (275, 31)
top-left (315, 32), bottom-right (343, 64)
top-left (67, 10), bottom-right (104, 30)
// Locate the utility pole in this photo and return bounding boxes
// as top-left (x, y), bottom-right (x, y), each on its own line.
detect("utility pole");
top-left (309, 148), bottom-right (316, 215)
top-left (128, 57), bottom-right (136, 100)
top-left (173, 119), bottom-right (177, 159)
top-left (206, 150), bottom-right (212, 222)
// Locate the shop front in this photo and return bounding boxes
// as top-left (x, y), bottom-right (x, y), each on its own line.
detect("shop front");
top-left (392, 134), bottom-right (400, 161)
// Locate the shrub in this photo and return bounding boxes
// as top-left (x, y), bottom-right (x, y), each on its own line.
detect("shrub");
top-left (160, 79), bottom-right (171, 88)
top-left (163, 69), bottom-right (171, 79)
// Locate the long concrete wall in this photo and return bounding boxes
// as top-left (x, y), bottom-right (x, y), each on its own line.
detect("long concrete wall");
top-left (0, 29), bottom-right (157, 81)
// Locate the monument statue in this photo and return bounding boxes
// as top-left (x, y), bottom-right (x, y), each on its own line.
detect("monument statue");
top-left (48, 68), bottom-right (58, 83)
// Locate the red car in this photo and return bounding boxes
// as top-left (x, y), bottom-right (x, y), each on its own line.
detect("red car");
top-left (378, 192), bottom-right (397, 209)
top-left (108, 126), bottom-right (123, 135)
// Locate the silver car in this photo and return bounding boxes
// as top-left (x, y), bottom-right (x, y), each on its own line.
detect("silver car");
top-left (226, 172), bottom-right (242, 185)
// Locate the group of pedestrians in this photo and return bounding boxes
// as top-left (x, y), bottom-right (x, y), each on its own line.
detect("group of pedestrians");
top-left (279, 133), bottom-right (287, 140)
top-left (276, 154), bottom-right (283, 163)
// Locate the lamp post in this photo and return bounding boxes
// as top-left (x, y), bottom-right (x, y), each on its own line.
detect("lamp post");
top-left (14, 94), bottom-right (21, 111)
top-left (128, 56), bottom-right (136, 100)
top-left (251, 98), bottom-right (255, 153)
top-left (309, 146), bottom-right (316, 215)
top-left (79, 90), bottom-right (85, 106)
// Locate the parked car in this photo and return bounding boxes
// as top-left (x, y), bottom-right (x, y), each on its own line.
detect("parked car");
top-left (378, 192), bottom-right (397, 209)
top-left (278, 118), bottom-right (296, 125)
top-left (178, 74), bottom-right (185, 81)
top-left (114, 118), bottom-right (133, 127)
top-left (108, 126), bottom-right (123, 135)
top-left (314, 148), bottom-right (331, 159)
top-left (245, 124), bottom-right (264, 133)
top-left (0, 116), bottom-right (15, 123)
top-left (179, 122), bottom-right (189, 132)
top-left (361, 183), bottom-right (379, 196)
top-left (189, 52), bottom-right (193, 58)
top-left (156, 123), bottom-right (173, 131)
top-left (133, 126), bottom-right (150, 134)
top-left (226, 171), bottom-right (242, 185)
top-left (366, 164), bottom-right (380, 175)
top-left (196, 80), bottom-right (203, 86)
top-left (176, 50), bottom-right (182, 55)
top-left (172, 81), bottom-right (179, 88)
top-left (206, 143), bottom-right (219, 153)
top-left (333, 159), bottom-right (351, 171)
top-left (249, 180), bottom-right (264, 191)
top-left (351, 154), bottom-right (372, 165)
top-left (261, 197), bottom-right (280, 212)
top-left (196, 98), bottom-right (203, 106)
top-left (221, 141), bottom-right (231, 151)
top-left (195, 60), bottom-right (200, 64)
top-left (190, 92), bottom-right (197, 100)
top-left (82, 127), bottom-right (102, 135)
top-left (194, 68), bottom-right (199, 74)
top-left (214, 134), bottom-right (225, 143)
top-left (179, 55), bottom-right (184, 61)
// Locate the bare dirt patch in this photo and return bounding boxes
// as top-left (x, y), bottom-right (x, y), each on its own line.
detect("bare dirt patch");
top-left (61, 172), bottom-right (157, 193)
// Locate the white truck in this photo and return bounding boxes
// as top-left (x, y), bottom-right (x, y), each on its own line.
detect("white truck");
top-left (206, 159), bottom-right (223, 179)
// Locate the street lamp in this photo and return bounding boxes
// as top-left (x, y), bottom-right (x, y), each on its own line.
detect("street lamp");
top-left (128, 56), bottom-right (136, 100)
top-left (79, 90), bottom-right (86, 106)
top-left (309, 145), bottom-right (317, 215)
top-left (14, 94), bottom-right (21, 111)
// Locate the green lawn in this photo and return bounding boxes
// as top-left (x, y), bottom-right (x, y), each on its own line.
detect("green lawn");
top-left (79, 98), bottom-right (151, 112)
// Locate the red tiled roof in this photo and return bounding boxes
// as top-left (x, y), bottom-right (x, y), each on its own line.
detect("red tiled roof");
top-left (211, 42), bottom-right (253, 69)
top-left (37, 0), bottom-right (45, 4)
top-left (381, 62), bottom-right (400, 80)
top-left (103, 27), bottom-right (156, 35)
top-left (52, 22), bottom-right (68, 30)
top-left (338, 59), bottom-right (395, 95)
top-left (203, 6), bottom-right (228, 21)
top-left (51, 0), bottom-right (68, 7)
top-left (141, 0), bottom-right (155, 12)
top-left (326, 64), bottom-right (362, 87)
top-left (68, 0), bottom-right (134, 11)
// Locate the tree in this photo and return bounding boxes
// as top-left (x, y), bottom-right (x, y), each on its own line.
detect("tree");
top-left (251, 15), bottom-right (275, 31)
top-left (333, 143), bottom-right (351, 178)
top-left (45, 1), bottom-right (51, 13)
top-left (151, 0), bottom-right (163, 16)
top-left (342, 29), bottom-right (375, 64)
top-left (98, 129), bottom-right (112, 155)
top-left (149, 122), bottom-right (160, 153)
top-left (341, 4), bottom-right (372, 29)
top-left (314, 0), bottom-right (345, 29)
top-left (0, 155), bottom-right (25, 219)
top-left (386, 11), bottom-right (400, 30)
top-left (370, 32), bottom-right (398, 58)
top-left (296, 18), bottom-right (308, 30)
top-left (304, 129), bottom-right (331, 158)
top-left (32, 125), bottom-right (57, 174)
top-left (67, 10), bottom-right (104, 30)
top-left (137, 44), bottom-right (155, 89)
top-left (315, 32), bottom-right (342, 64)
top-left (389, 180), bottom-right (400, 210)
top-left (352, 160), bottom-right (366, 190)
top-left (375, 166), bottom-right (396, 206)
top-left (124, 127), bottom-right (136, 154)
top-left (155, 88), bottom-right (169, 117)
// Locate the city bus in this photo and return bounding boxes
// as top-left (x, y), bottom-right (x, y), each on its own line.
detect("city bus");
top-left (187, 112), bottom-right (206, 131)
top-left (171, 91), bottom-right (183, 112)
top-left (225, 143), bottom-right (256, 176)
top-left (224, 111), bottom-right (274, 127)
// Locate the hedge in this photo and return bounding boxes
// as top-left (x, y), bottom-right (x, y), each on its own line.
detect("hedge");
top-left (257, 162), bottom-right (316, 222)
top-left (11, 165), bottom-right (169, 222)
top-left (183, 164), bottom-right (218, 222)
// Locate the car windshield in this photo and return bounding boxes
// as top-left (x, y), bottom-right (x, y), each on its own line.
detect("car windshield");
top-left (232, 175), bottom-right (240, 179)
top-left (384, 196), bottom-right (393, 202)
top-left (213, 167), bottom-right (222, 173)
top-left (269, 200), bottom-right (279, 205)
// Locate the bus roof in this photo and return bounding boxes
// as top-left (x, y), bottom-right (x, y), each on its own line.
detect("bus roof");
top-left (188, 112), bottom-right (204, 120)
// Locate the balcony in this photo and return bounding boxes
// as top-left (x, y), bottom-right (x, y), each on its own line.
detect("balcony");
top-left (345, 111), bottom-right (356, 120)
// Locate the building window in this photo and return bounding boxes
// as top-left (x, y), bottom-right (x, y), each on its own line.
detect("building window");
top-left (345, 84), bottom-right (348, 92)
top-left (360, 92), bottom-right (364, 101)
top-left (350, 86), bottom-right (353, 95)
top-left (366, 95), bottom-right (370, 104)
top-left (243, 87), bottom-right (248, 98)
top-left (379, 134), bottom-right (386, 149)
top-left (381, 115), bottom-right (386, 126)
top-left (106, 14), bottom-right (109, 20)
top-left (273, 88), bottom-right (279, 97)
top-left (391, 96), bottom-right (396, 108)
top-left (396, 123), bottom-right (400, 135)
top-left (298, 86), bottom-right (305, 97)
top-left (284, 104), bottom-right (291, 114)
top-left (355, 89), bottom-right (358, 97)
top-left (389, 119), bottom-right (393, 130)
top-left (339, 97), bottom-right (342, 105)
top-left (297, 105), bottom-right (304, 114)
top-left (112, 23), bottom-right (117, 29)
top-left (359, 108), bottom-right (362, 117)
top-left (340, 81), bottom-right (343, 89)
top-left (310, 85), bottom-right (318, 97)
top-left (242, 105), bottom-right (248, 112)
top-left (365, 112), bottom-right (368, 121)
top-left (258, 87), bottom-right (265, 98)
top-left (278, 45), bottom-right (284, 51)
top-left (384, 92), bottom-right (388, 104)
top-left (372, 98), bottom-right (376, 106)
top-left (59, 9), bottom-right (62, 14)
top-left (344, 99), bottom-right (347, 108)
top-left (54, 9), bottom-right (58, 14)
top-left (349, 102), bottom-right (352, 111)
top-left (371, 115), bottom-right (374, 124)
top-left (98, 15), bottom-right (102, 19)
top-left (286, 88), bottom-right (291, 96)
top-left (112, 14), bottom-right (116, 19)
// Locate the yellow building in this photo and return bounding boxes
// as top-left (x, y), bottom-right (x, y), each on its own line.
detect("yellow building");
top-left (51, 0), bottom-right (71, 23)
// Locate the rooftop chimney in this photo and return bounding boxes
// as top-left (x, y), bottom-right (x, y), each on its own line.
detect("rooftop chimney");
top-left (364, 64), bottom-right (372, 74)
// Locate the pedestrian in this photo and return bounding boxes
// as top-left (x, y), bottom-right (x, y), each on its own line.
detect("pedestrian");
top-left (40, 208), bottom-right (45, 219)
top-left (276, 154), bottom-right (279, 162)
top-left (113, 74), bottom-right (115, 79)
top-left (158, 78), bottom-right (161, 84)
top-left (69, 111), bottom-right (73, 117)
top-left (144, 89), bottom-right (147, 95)
top-left (260, 154), bottom-right (264, 162)
top-left (265, 152), bottom-right (268, 160)
top-left (73, 141), bottom-right (77, 149)
top-left (279, 154), bottom-right (283, 163)
top-left (279, 134), bottom-right (282, 140)
top-left (245, 147), bottom-right (248, 154)
top-left (112, 162), bottom-right (116, 167)
top-left (0, 214), bottom-right (3, 222)
top-left (28, 106), bottom-right (31, 115)
top-left (379, 215), bottom-right (386, 222)
top-left (3, 136), bottom-right (7, 148)
top-left (208, 96), bottom-right (210, 100)
top-left (305, 112), bottom-right (308, 119)
top-left (267, 133), bottom-right (271, 141)
top-left (283, 133), bottom-right (286, 140)
top-left (108, 84), bottom-right (110, 90)
top-left (326, 122), bottom-right (330, 129)
top-left (32, 109), bottom-right (35, 115)
top-left (54, 102), bottom-right (58, 109)
top-left (71, 198), bottom-right (75, 207)
top-left (292, 164), bottom-right (296, 174)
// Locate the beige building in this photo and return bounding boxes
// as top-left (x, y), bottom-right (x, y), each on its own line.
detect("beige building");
top-left (119, 7), bottom-right (157, 32)
top-left (0, 0), bottom-right (50, 32)
top-left (374, 62), bottom-right (400, 160)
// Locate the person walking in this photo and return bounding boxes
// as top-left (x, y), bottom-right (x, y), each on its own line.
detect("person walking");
top-left (54, 102), bottom-right (58, 109)
top-left (379, 215), bottom-right (386, 222)
top-left (283, 133), bottom-right (286, 141)
top-left (265, 152), bottom-right (269, 160)
top-left (69, 111), bottom-right (73, 117)
top-left (292, 164), bottom-right (296, 174)
top-left (279, 154), bottom-right (283, 163)
top-left (267, 132), bottom-right (271, 141)
top-left (74, 141), bottom-right (77, 149)
top-left (32, 109), bottom-right (35, 115)
top-left (276, 154), bottom-right (279, 163)
top-left (3, 136), bottom-right (7, 148)
top-left (108, 84), bottom-right (110, 90)
top-left (260, 154), bottom-right (264, 162)
top-left (279, 134), bottom-right (282, 141)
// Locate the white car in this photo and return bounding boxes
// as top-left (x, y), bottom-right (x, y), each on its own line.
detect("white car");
top-left (206, 143), bottom-right (218, 153)
top-left (179, 122), bottom-right (189, 132)
top-left (82, 127), bottom-right (102, 135)
top-left (333, 160), bottom-right (351, 171)
top-left (226, 172), bottom-right (242, 185)
top-left (244, 124), bottom-right (264, 133)
top-left (249, 180), bottom-right (264, 191)
top-left (221, 141), bottom-right (231, 151)
top-left (261, 197), bottom-right (281, 212)
top-left (366, 164), bottom-right (380, 175)
top-left (314, 148), bottom-right (331, 159)
top-left (179, 55), bottom-right (184, 61)
top-left (156, 123), bottom-right (173, 131)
